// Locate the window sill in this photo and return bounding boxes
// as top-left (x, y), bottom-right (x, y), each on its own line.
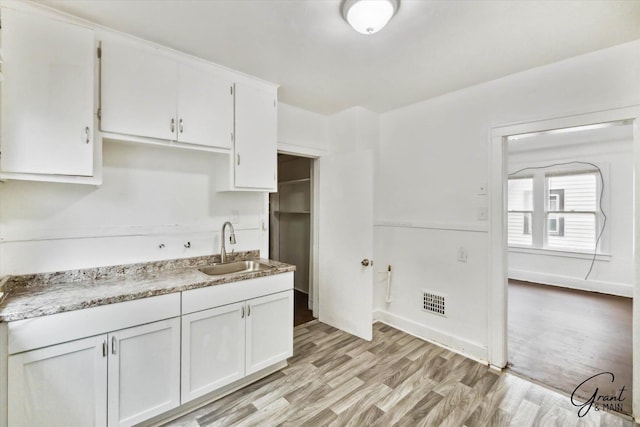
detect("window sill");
top-left (508, 246), bottom-right (611, 261)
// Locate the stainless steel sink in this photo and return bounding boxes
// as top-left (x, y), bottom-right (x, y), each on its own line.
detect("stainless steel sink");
top-left (198, 260), bottom-right (272, 276)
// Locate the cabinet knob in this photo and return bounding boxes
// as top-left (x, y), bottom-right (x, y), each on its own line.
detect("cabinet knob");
top-left (361, 259), bottom-right (371, 267)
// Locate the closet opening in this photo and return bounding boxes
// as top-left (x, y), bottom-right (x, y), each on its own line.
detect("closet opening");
top-left (269, 154), bottom-right (316, 326)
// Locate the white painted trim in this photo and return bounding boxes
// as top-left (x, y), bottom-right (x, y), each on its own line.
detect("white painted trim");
top-left (0, 224), bottom-right (260, 242)
top-left (373, 310), bottom-right (488, 364)
top-left (489, 105), bottom-right (640, 421)
top-left (311, 159), bottom-right (320, 318)
top-left (508, 268), bottom-right (632, 297)
top-left (0, 323), bottom-right (7, 427)
top-left (634, 115), bottom-right (640, 422)
top-left (102, 132), bottom-right (232, 155)
top-left (277, 142), bottom-right (328, 158)
top-left (508, 246), bottom-right (611, 261)
top-left (374, 220), bottom-right (488, 233)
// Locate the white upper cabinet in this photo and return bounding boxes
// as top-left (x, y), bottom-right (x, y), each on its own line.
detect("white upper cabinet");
top-left (233, 82), bottom-right (278, 191)
top-left (100, 40), bottom-right (233, 150)
top-left (0, 7), bottom-right (95, 177)
top-left (100, 41), bottom-right (177, 141)
top-left (177, 63), bottom-right (233, 149)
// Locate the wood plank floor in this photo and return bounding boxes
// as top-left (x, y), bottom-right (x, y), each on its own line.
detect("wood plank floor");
top-left (508, 280), bottom-right (633, 416)
top-left (164, 321), bottom-right (635, 427)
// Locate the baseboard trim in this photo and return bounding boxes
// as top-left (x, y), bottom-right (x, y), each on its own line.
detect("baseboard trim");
top-left (373, 309), bottom-right (488, 364)
top-left (508, 269), bottom-right (633, 297)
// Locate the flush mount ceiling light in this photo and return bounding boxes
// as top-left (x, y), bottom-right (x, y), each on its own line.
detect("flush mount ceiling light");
top-left (342, 0), bottom-right (399, 35)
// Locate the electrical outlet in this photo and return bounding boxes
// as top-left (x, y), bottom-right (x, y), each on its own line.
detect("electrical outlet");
top-left (457, 246), bottom-right (468, 262)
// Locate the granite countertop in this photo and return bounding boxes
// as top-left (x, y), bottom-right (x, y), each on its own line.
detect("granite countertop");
top-left (0, 250), bottom-right (295, 322)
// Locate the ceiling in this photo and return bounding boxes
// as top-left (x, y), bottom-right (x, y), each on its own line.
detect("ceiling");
top-left (40, 0), bottom-right (640, 115)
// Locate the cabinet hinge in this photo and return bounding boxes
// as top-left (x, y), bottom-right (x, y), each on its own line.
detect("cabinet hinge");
top-left (97, 46), bottom-right (102, 59)
top-left (96, 108), bottom-right (102, 120)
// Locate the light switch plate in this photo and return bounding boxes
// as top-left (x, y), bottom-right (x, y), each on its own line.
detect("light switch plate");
top-left (231, 210), bottom-right (240, 224)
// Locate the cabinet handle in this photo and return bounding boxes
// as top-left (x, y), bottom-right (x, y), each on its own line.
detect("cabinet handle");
top-left (237, 153), bottom-right (241, 166)
top-left (179, 118), bottom-right (184, 133)
top-left (84, 126), bottom-right (90, 144)
top-left (170, 118), bottom-right (175, 133)
top-left (247, 305), bottom-right (251, 317)
top-left (102, 339), bottom-right (107, 357)
top-left (111, 336), bottom-right (117, 355)
top-left (241, 306), bottom-right (245, 318)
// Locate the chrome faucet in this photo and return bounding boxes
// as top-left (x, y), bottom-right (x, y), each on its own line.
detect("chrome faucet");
top-left (220, 221), bottom-right (237, 263)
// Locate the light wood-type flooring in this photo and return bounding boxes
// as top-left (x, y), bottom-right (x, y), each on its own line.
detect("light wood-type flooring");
top-left (164, 321), bottom-right (635, 427)
top-left (508, 280), bottom-right (633, 416)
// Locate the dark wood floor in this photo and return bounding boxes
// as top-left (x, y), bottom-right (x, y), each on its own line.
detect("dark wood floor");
top-left (294, 289), bottom-right (315, 327)
top-left (508, 280), bottom-right (633, 415)
top-left (166, 321), bottom-right (634, 426)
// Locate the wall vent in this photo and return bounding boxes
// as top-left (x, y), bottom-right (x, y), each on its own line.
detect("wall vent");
top-left (422, 290), bottom-right (446, 317)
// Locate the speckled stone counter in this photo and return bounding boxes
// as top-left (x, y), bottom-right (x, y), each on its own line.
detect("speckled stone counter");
top-left (0, 251), bottom-right (295, 322)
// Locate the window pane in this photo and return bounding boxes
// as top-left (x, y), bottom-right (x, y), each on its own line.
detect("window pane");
top-left (546, 213), bottom-right (596, 251)
top-left (508, 212), bottom-right (532, 246)
top-left (547, 173), bottom-right (596, 211)
top-left (508, 178), bottom-right (533, 210)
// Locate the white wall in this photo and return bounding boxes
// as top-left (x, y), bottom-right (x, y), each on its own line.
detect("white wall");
top-left (0, 141), bottom-right (266, 275)
top-left (278, 103), bottom-right (329, 156)
top-left (508, 138), bottom-right (634, 297)
top-left (374, 39), bottom-right (640, 362)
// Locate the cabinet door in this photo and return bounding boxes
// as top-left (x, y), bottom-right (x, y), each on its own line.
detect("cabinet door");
top-left (234, 82), bottom-right (278, 190)
top-left (181, 302), bottom-right (245, 403)
top-left (107, 318), bottom-right (180, 427)
top-left (245, 290), bottom-right (293, 375)
top-left (100, 40), bottom-right (177, 141)
top-left (1, 8), bottom-right (94, 176)
top-left (8, 335), bottom-right (108, 427)
top-left (177, 63), bottom-right (233, 149)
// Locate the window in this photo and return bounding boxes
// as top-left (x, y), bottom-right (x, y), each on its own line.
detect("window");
top-left (508, 170), bottom-right (599, 252)
top-left (507, 178), bottom-right (533, 246)
top-left (546, 173), bottom-right (597, 251)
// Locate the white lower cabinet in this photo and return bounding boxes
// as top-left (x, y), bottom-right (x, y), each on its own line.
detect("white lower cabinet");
top-left (181, 290), bottom-right (293, 403)
top-left (8, 335), bottom-right (108, 427)
top-left (181, 301), bottom-right (246, 402)
top-left (5, 272), bottom-right (294, 427)
top-left (8, 318), bottom-right (180, 427)
top-left (245, 291), bottom-right (294, 375)
top-left (108, 318), bottom-right (181, 427)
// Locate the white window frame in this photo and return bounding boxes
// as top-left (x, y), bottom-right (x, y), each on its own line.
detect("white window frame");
top-left (508, 165), bottom-right (607, 255)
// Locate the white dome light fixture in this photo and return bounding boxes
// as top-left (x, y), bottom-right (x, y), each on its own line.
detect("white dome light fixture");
top-left (342, 0), bottom-right (399, 35)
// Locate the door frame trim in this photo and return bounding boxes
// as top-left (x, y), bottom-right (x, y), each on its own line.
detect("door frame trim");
top-left (488, 105), bottom-right (640, 420)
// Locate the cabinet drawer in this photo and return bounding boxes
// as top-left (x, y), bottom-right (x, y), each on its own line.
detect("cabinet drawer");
top-left (182, 272), bottom-right (293, 315)
top-left (8, 293), bottom-right (180, 355)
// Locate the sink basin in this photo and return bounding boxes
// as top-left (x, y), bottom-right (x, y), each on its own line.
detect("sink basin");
top-left (198, 260), bottom-right (272, 276)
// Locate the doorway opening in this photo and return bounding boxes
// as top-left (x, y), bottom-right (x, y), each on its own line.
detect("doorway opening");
top-left (269, 154), bottom-right (316, 326)
top-left (504, 120), bottom-right (634, 415)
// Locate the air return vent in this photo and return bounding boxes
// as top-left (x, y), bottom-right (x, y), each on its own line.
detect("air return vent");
top-left (422, 290), bottom-right (446, 317)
